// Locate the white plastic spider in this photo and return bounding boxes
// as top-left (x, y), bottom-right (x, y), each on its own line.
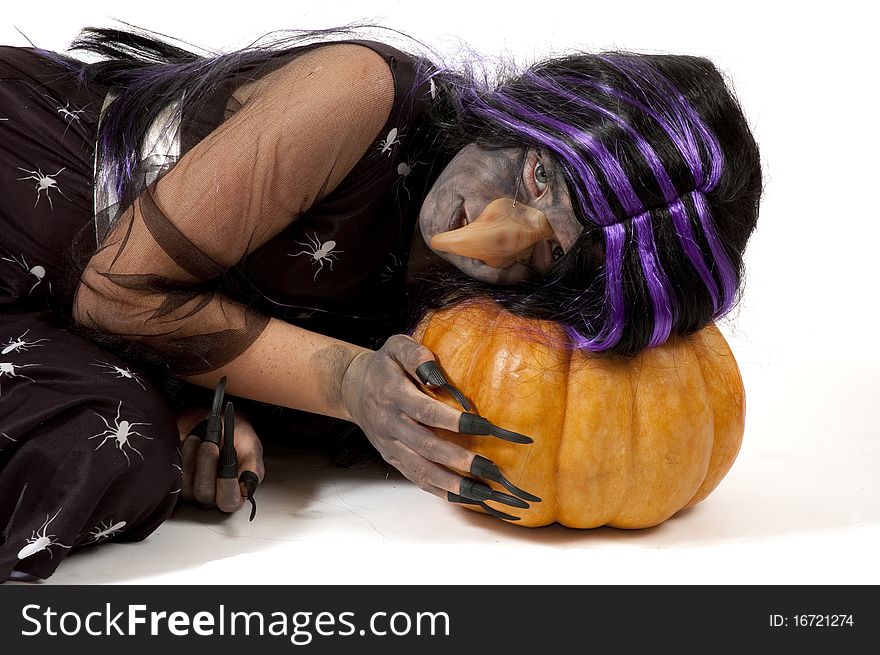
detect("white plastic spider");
top-left (1, 253), bottom-right (52, 295)
top-left (2, 432), bottom-right (17, 442)
top-left (287, 232), bottom-right (345, 281)
top-left (17, 508), bottom-right (72, 561)
top-left (1, 328), bottom-right (50, 355)
top-left (0, 361), bottom-right (41, 397)
top-left (88, 519), bottom-right (127, 544)
top-left (90, 360), bottom-right (147, 391)
top-left (88, 399), bottom-right (154, 466)
top-left (17, 165), bottom-right (71, 210)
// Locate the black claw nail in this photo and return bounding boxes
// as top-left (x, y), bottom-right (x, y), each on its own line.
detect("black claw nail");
top-left (458, 412), bottom-right (533, 444)
top-left (416, 360), bottom-right (446, 387)
top-left (446, 492), bottom-right (520, 521)
top-left (445, 385), bottom-right (472, 412)
top-left (416, 361), bottom-right (472, 411)
top-left (217, 401), bottom-right (237, 479)
top-left (239, 471), bottom-right (259, 522)
top-left (470, 455), bottom-right (542, 502)
top-left (477, 502), bottom-right (521, 521)
top-left (203, 376), bottom-right (227, 446)
top-left (447, 491), bottom-right (477, 505)
top-left (459, 478), bottom-right (529, 509)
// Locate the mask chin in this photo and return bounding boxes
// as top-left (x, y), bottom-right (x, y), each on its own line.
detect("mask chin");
top-left (452, 254), bottom-right (537, 285)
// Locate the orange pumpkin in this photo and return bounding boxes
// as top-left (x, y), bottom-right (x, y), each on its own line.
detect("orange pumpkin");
top-left (411, 298), bottom-right (745, 528)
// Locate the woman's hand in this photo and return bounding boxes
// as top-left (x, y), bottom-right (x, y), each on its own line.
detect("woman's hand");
top-left (174, 403), bottom-right (266, 513)
top-left (339, 334), bottom-right (541, 521)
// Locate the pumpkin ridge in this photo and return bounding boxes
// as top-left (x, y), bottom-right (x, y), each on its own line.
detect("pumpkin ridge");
top-left (552, 331), bottom-right (573, 524)
top-left (683, 331), bottom-right (716, 508)
top-left (415, 300), bottom-right (744, 529)
top-left (684, 326), bottom-right (746, 508)
top-left (616, 352), bottom-right (645, 526)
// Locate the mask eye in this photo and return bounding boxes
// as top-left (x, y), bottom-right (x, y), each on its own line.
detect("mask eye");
top-left (535, 161), bottom-right (548, 188)
top-left (551, 244), bottom-right (564, 262)
top-left (524, 149), bottom-right (549, 198)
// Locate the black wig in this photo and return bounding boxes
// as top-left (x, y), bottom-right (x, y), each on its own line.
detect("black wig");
top-left (30, 19), bottom-right (762, 362)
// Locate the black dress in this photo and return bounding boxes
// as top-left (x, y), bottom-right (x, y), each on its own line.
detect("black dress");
top-left (0, 39), bottom-right (445, 581)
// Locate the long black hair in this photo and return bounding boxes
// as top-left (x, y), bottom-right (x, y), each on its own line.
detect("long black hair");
top-left (33, 19), bottom-right (762, 365)
top-left (407, 46), bottom-right (763, 359)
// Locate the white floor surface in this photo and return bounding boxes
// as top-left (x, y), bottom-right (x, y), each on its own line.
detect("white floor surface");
top-left (19, 357), bottom-right (879, 585)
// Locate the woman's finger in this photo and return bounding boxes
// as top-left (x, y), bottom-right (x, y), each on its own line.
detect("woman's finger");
top-left (180, 434), bottom-right (201, 503)
top-left (388, 335), bottom-right (534, 445)
top-left (396, 412), bottom-right (542, 504)
top-left (394, 412), bottom-right (474, 472)
top-left (386, 441), bottom-right (450, 500)
top-left (237, 434), bottom-right (266, 489)
top-left (215, 478), bottom-right (244, 513)
top-left (193, 441), bottom-right (219, 506)
top-left (216, 413), bottom-right (265, 513)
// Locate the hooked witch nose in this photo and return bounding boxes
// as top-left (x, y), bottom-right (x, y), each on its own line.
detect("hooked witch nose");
top-left (430, 197), bottom-right (555, 268)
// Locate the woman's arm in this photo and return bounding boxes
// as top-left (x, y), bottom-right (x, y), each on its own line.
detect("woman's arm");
top-left (181, 316), bottom-right (366, 422)
top-left (87, 40), bottom-right (541, 515)
top-left (73, 43), bottom-right (392, 417)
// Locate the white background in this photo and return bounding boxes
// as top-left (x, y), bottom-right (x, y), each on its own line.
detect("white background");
top-left (3, 1), bottom-right (878, 584)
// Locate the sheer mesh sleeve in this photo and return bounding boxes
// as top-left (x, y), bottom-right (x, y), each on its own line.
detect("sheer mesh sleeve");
top-left (72, 43), bottom-right (395, 376)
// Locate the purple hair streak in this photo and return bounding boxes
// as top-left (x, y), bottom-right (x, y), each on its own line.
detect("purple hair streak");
top-left (591, 58), bottom-right (736, 316)
top-left (32, 23), bottom-right (760, 359)
top-left (522, 71), bottom-right (725, 317)
top-left (465, 75), bottom-right (689, 350)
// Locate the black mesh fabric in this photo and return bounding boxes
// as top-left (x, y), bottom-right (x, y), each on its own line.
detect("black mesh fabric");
top-left (68, 39), bottom-right (442, 387)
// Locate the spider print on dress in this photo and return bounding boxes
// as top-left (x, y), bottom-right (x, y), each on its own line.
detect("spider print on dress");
top-left (0, 361), bottom-right (41, 397)
top-left (87, 519), bottom-right (127, 544)
top-left (394, 156), bottom-right (429, 202)
top-left (17, 508), bottom-right (72, 561)
top-left (376, 124), bottom-right (406, 157)
top-left (1, 328), bottom-right (50, 355)
top-left (379, 250), bottom-right (404, 283)
top-left (16, 164), bottom-right (71, 210)
top-left (287, 232), bottom-right (345, 281)
top-left (56, 100), bottom-right (86, 123)
top-left (87, 399), bottom-right (154, 466)
top-left (90, 360), bottom-right (147, 391)
top-left (38, 92), bottom-right (94, 142)
top-left (1, 253), bottom-right (52, 295)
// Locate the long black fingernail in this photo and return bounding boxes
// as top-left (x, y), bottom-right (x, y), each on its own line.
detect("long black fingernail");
top-left (203, 376), bottom-right (226, 447)
top-left (447, 492), bottom-right (520, 521)
top-left (416, 361), bottom-right (472, 411)
top-left (470, 455), bottom-right (542, 502)
top-left (239, 471), bottom-right (259, 522)
top-left (459, 478), bottom-right (529, 509)
top-left (217, 401), bottom-right (238, 479)
top-left (416, 360), bottom-right (446, 387)
top-left (459, 413), bottom-right (533, 444)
